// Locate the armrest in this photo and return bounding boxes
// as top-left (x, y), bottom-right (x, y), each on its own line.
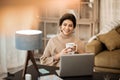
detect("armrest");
top-left (85, 39), bottom-right (104, 55)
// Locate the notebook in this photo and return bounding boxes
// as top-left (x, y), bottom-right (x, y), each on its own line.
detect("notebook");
top-left (56, 53), bottom-right (94, 77)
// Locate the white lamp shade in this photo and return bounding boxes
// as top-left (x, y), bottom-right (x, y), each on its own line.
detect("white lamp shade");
top-left (15, 30), bottom-right (42, 50)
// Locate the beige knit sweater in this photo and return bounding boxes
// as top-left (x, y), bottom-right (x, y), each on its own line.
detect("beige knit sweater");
top-left (40, 32), bottom-right (85, 67)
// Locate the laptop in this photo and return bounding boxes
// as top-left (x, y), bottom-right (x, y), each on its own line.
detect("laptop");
top-left (56, 53), bottom-right (94, 77)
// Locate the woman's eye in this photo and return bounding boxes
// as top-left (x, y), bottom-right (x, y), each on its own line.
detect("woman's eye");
top-left (63, 23), bottom-right (67, 26)
top-left (69, 24), bottom-right (73, 27)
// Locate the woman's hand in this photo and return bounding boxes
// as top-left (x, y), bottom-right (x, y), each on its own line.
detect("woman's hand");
top-left (66, 48), bottom-right (73, 52)
top-left (54, 48), bottom-right (72, 60)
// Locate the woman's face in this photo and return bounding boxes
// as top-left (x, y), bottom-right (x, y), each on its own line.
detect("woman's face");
top-left (60, 19), bottom-right (74, 36)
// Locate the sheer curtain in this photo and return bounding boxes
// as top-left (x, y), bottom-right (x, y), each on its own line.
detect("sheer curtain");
top-left (100, 0), bottom-right (113, 29)
top-left (0, 32), bottom-right (26, 74)
top-left (100, 0), bottom-right (120, 30)
top-left (0, 6), bottom-right (38, 74)
top-left (0, 35), bottom-right (7, 74)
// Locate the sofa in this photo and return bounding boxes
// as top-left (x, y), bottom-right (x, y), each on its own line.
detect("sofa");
top-left (86, 26), bottom-right (120, 73)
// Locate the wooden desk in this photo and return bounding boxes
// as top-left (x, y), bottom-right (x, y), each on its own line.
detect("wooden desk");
top-left (4, 65), bottom-right (120, 80)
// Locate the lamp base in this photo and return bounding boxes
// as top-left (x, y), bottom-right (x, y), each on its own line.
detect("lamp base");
top-left (22, 50), bottom-right (40, 79)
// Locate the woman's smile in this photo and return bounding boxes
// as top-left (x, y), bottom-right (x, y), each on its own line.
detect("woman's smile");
top-left (61, 19), bottom-right (74, 36)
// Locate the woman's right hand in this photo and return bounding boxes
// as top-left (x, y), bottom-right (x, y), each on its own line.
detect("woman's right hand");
top-left (54, 48), bottom-right (71, 60)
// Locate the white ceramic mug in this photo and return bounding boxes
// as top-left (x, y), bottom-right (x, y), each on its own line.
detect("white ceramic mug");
top-left (66, 43), bottom-right (77, 54)
top-left (25, 74), bottom-right (32, 80)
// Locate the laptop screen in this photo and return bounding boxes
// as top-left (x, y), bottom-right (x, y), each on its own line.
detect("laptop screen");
top-left (58, 53), bottom-right (94, 77)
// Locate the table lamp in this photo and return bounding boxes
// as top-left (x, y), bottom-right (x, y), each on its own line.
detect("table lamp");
top-left (15, 30), bottom-right (42, 79)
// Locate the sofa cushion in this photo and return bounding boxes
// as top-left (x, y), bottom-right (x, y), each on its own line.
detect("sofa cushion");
top-left (86, 40), bottom-right (105, 54)
top-left (98, 29), bottom-right (120, 51)
top-left (95, 49), bottom-right (120, 69)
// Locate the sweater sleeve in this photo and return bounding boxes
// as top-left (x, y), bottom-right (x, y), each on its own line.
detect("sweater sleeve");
top-left (40, 38), bottom-right (58, 66)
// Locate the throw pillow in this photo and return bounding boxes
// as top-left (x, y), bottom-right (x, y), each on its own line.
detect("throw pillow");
top-left (98, 29), bottom-right (120, 51)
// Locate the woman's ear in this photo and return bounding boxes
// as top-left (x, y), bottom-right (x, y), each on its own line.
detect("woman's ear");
top-left (60, 30), bottom-right (63, 32)
top-left (59, 26), bottom-right (62, 32)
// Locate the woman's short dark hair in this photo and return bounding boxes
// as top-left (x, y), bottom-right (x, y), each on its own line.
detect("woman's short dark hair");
top-left (59, 13), bottom-right (76, 28)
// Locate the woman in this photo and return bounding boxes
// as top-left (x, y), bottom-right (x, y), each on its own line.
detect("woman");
top-left (40, 13), bottom-right (85, 67)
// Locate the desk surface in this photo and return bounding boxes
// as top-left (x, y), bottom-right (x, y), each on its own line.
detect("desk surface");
top-left (4, 65), bottom-right (120, 80)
